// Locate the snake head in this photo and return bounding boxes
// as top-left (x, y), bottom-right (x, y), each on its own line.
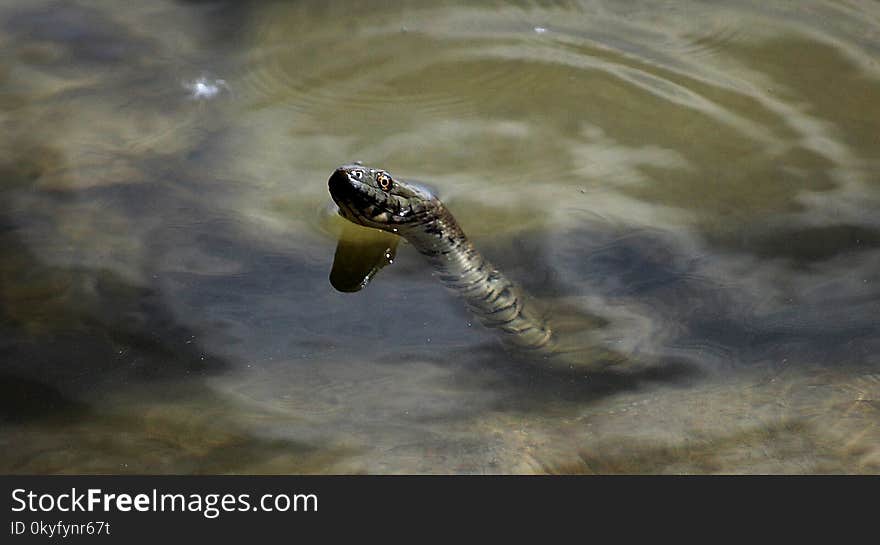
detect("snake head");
top-left (328, 164), bottom-right (436, 232)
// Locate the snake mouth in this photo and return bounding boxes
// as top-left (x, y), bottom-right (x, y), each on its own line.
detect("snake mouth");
top-left (328, 167), bottom-right (396, 227)
top-left (328, 167), bottom-right (358, 203)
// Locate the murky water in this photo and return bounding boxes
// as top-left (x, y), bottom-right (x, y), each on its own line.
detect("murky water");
top-left (1, 0), bottom-right (879, 473)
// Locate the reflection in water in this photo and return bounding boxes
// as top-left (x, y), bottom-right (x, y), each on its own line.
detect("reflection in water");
top-left (0, 0), bottom-right (879, 473)
top-left (329, 220), bottom-right (399, 293)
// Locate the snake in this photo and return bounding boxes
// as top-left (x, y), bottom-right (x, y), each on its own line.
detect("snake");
top-left (328, 164), bottom-right (553, 352)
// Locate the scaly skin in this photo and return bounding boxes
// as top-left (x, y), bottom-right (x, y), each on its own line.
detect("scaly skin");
top-left (328, 164), bottom-right (552, 351)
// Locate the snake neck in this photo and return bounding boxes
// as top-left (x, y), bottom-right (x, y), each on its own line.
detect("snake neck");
top-left (402, 203), bottom-right (553, 352)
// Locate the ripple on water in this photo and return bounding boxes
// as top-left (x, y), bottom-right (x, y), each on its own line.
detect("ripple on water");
top-left (676, 16), bottom-right (754, 59)
top-left (4, 0), bottom-right (880, 474)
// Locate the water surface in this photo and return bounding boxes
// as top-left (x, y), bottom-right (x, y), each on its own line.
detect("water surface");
top-left (1, 0), bottom-right (879, 473)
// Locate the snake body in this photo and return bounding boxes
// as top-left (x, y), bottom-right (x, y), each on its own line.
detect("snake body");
top-left (328, 164), bottom-right (553, 351)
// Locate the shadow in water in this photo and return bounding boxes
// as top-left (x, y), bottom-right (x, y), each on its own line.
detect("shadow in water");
top-left (322, 217), bottom-right (709, 412)
top-left (391, 340), bottom-right (703, 416)
top-left (0, 209), bottom-right (228, 393)
top-left (366, 215), bottom-right (880, 423)
top-left (714, 223), bottom-right (880, 268)
top-left (3, 2), bottom-right (157, 68)
top-left (0, 143), bottom-right (359, 472)
top-left (0, 374), bottom-right (88, 424)
top-left (0, 204), bottom-right (355, 472)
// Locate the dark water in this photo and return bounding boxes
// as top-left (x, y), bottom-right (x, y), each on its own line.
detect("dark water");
top-left (1, 0), bottom-right (879, 473)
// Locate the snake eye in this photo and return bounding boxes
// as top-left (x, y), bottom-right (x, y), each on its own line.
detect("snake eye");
top-left (377, 172), bottom-right (392, 191)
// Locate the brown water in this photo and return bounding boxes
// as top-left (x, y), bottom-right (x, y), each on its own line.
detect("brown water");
top-left (1, 0), bottom-right (879, 473)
